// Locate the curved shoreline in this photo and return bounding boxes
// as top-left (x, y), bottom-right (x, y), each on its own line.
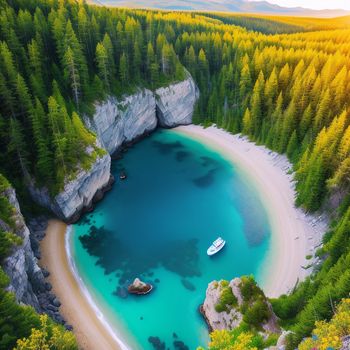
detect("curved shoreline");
top-left (40, 220), bottom-right (130, 350)
top-left (173, 125), bottom-right (328, 297)
top-left (40, 124), bottom-right (328, 349)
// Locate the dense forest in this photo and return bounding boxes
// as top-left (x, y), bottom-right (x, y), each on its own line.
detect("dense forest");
top-left (0, 0), bottom-right (349, 349)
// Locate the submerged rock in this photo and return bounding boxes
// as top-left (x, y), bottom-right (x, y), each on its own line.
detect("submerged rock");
top-left (181, 279), bottom-right (196, 291)
top-left (128, 278), bottom-right (153, 295)
top-left (173, 340), bottom-right (189, 350)
top-left (148, 336), bottom-right (166, 350)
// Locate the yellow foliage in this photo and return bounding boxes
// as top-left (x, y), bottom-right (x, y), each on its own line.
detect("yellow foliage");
top-left (14, 314), bottom-right (77, 350)
top-left (197, 330), bottom-right (258, 350)
top-left (299, 299), bottom-right (350, 350)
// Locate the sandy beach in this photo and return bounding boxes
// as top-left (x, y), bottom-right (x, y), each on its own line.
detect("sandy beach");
top-left (174, 125), bottom-right (328, 297)
top-left (40, 220), bottom-right (126, 350)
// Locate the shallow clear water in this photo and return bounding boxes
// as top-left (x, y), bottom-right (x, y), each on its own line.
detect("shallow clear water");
top-left (70, 129), bottom-right (271, 350)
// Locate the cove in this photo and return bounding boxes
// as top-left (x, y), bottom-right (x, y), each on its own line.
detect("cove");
top-left (69, 129), bottom-right (271, 350)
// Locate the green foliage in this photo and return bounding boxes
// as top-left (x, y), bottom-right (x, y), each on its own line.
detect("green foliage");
top-left (215, 281), bottom-right (238, 313)
top-left (242, 297), bottom-right (270, 328)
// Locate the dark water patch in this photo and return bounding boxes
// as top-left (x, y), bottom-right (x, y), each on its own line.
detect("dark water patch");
top-left (200, 156), bottom-right (219, 167)
top-left (155, 278), bottom-right (160, 283)
top-left (173, 333), bottom-right (178, 339)
top-left (175, 151), bottom-right (191, 162)
top-left (79, 226), bottom-right (200, 292)
top-left (76, 215), bottom-right (91, 226)
top-left (162, 238), bottom-right (201, 277)
top-left (181, 279), bottom-right (196, 291)
top-left (152, 140), bottom-right (183, 155)
top-left (193, 168), bottom-right (218, 188)
top-left (148, 336), bottom-right (166, 350)
top-left (174, 340), bottom-right (189, 350)
top-left (113, 286), bottom-right (128, 299)
top-left (232, 185), bottom-right (269, 246)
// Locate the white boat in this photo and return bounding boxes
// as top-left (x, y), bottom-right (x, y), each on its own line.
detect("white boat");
top-left (207, 237), bottom-right (226, 256)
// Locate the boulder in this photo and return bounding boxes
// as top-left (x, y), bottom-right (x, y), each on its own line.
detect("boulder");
top-left (128, 278), bottom-right (153, 295)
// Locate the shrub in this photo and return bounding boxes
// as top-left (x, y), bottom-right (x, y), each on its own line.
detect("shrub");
top-left (215, 285), bottom-right (238, 313)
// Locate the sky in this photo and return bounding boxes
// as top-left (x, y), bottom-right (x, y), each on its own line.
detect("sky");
top-left (250, 0), bottom-right (350, 10)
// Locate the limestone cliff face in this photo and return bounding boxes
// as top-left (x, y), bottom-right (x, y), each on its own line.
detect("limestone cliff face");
top-left (201, 278), bottom-right (279, 334)
top-left (86, 74), bottom-right (199, 155)
top-left (2, 187), bottom-right (44, 310)
top-left (86, 89), bottom-right (157, 155)
top-left (155, 75), bottom-right (199, 127)
top-left (29, 151), bottom-right (112, 223)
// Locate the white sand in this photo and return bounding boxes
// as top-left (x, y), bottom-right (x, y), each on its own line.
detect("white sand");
top-left (173, 125), bottom-right (328, 297)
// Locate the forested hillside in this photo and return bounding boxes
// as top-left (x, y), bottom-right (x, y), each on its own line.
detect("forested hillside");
top-left (199, 13), bottom-right (350, 34)
top-left (0, 0), bottom-right (349, 349)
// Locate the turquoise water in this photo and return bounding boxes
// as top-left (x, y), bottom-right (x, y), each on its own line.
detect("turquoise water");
top-left (70, 129), bottom-right (271, 350)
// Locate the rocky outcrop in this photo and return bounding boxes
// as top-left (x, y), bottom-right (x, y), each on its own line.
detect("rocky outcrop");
top-left (29, 151), bottom-right (112, 223)
top-left (86, 74), bottom-right (199, 156)
top-left (85, 89), bottom-right (157, 155)
top-left (1, 188), bottom-right (68, 326)
top-left (201, 277), bottom-right (279, 334)
top-left (155, 75), bottom-right (199, 127)
top-left (2, 187), bottom-right (44, 310)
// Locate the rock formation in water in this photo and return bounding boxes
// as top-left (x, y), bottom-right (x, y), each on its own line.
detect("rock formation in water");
top-left (2, 186), bottom-right (67, 326)
top-left (201, 277), bottom-right (279, 334)
top-left (128, 277), bottom-right (153, 295)
top-left (29, 74), bottom-right (198, 222)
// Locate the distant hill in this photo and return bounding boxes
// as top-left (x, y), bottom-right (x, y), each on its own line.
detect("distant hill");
top-left (91, 0), bottom-right (350, 18)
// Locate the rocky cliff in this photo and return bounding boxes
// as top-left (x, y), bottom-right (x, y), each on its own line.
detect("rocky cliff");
top-left (201, 277), bottom-right (279, 334)
top-left (85, 89), bottom-right (157, 155)
top-left (2, 187), bottom-right (44, 309)
top-left (2, 187), bottom-right (66, 325)
top-left (29, 151), bottom-right (112, 223)
top-left (155, 75), bottom-right (199, 127)
top-left (86, 74), bottom-right (199, 155)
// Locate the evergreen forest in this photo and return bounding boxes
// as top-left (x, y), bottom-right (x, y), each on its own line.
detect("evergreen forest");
top-left (0, 0), bottom-right (349, 348)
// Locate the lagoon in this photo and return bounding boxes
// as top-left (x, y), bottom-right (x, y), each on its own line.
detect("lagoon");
top-left (70, 129), bottom-right (271, 350)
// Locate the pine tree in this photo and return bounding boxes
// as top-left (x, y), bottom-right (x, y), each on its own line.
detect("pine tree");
top-left (119, 52), bottom-right (128, 86)
top-left (63, 47), bottom-right (81, 107)
top-left (95, 42), bottom-right (110, 93)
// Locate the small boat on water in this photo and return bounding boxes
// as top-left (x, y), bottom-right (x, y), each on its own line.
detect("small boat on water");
top-left (207, 237), bottom-right (226, 256)
top-left (120, 171), bottom-right (127, 180)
